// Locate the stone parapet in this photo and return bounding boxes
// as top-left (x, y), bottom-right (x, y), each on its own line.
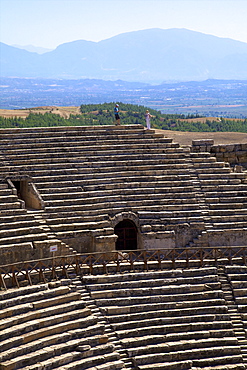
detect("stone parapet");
top-left (211, 143), bottom-right (247, 170)
top-left (192, 139), bottom-right (215, 153)
top-left (192, 140), bottom-right (247, 170)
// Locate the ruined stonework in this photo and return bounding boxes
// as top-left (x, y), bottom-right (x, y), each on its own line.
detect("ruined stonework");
top-left (0, 125), bottom-right (247, 264)
top-left (192, 139), bottom-right (247, 170)
top-left (1, 265), bottom-right (247, 369)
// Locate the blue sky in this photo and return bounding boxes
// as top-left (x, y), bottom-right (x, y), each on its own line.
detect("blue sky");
top-left (1, 0), bottom-right (247, 49)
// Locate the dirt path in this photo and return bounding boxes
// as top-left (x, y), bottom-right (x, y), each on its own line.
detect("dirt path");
top-left (157, 129), bottom-right (247, 146)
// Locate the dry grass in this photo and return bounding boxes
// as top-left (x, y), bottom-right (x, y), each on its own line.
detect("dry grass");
top-left (0, 106), bottom-right (81, 119)
top-left (157, 129), bottom-right (247, 146)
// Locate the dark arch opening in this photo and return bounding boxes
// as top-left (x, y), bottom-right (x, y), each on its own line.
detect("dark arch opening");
top-left (114, 220), bottom-right (137, 251)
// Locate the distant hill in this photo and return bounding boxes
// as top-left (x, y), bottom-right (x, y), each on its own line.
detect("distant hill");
top-left (1, 28), bottom-right (247, 82)
top-left (12, 44), bottom-right (53, 54)
top-left (0, 103), bottom-right (246, 134)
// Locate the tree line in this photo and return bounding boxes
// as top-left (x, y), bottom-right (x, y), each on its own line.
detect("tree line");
top-left (0, 103), bottom-right (246, 132)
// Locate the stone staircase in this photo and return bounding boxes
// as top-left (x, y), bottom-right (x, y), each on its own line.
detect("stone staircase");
top-left (218, 268), bottom-right (247, 365)
top-left (0, 180), bottom-right (67, 264)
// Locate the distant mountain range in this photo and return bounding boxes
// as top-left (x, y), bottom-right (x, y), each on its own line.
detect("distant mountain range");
top-left (1, 28), bottom-right (247, 82)
top-left (12, 44), bottom-right (52, 54)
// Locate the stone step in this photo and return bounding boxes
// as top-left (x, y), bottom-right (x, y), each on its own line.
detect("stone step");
top-left (127, 337), bottom-right (239, 357)
top-left (133, 347), bottom-right (241, 366)
top-left (0, 137), bottom-right (175, 152)
top-left (2, 162), bottom-right (191, 180)
top-left (2, 141), bottom-right (177, 157)
top-left (108, 313), bottom-right (229, 332)
top-left (199, 173), bottom-right (246, 180)
top-left (0, 340), bottom-right (117, 370)
top-left (106, 306), bottom-right (228, 325)
top-left (0, 124), bottom-right (144, 135)
top-left (1, 153), bottom-right (190, 170)
top-left (44, 198), bottom-right (199, 215)
top-left (92, 290), bottom-right (224, 308)
top-left (85, 274), bottom-right (219, 291)
top-left (43, 190), bottom-right (197, 207)
top-left (202, 184), bottom-right (247, 192)
top-left (0, 232), bottom-right (49, 245)
top-left (44, 353), bottom-right (123, 370)
top-left (36, 174), bottom-right (192, 189)
top-left (0, 225), bottom-right (48, 238)
top-left (4, 146), bottom-right (185, 162)
top-left (136, 360), bottom-right (193, 370)
top-left (0, 300), bottom-right (88, 335)
top-left (101, 299), bottom-right (227, 317)
top-left (88, 281), bottom-right (222, 299)
top-left (83, 267), bottom-right (218, 283)
top-left (0, 219), bottom-right (41, 230)
top-left (198, 178), bottom-right (244, 186)
top-left (41, 185), bottom-right (196, 201)
top-left (192, 354), bottom-right (244, 368)
top-left (31, 167), bottom-right (191, 182)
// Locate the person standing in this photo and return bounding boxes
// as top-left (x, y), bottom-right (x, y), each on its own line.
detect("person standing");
top-left (144, 110), bottom-right (151, 130)
top-left (114, 104), bottom-right (121, 125)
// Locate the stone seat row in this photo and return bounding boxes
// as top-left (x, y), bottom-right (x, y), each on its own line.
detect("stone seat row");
top-left (1, 159), bottom-right (193, 178)
top-left (0, 281), bottom-right (125, 370)
top-left (84, 272), bottom-right (219, 290)
top-left (43, 204), bottom-right (199, 223)
top-left (2, 144), bottom-right (183, 159)
top-left (0, 134), bottom-right (171, 149)
top-left (135, 352), bottom-right (243, 370)
top-left (0, 217), bottom-right (41, 230)
top-left (83, 267), bottom-right (245, 369)
top-left (86, 271), bottom-right (220, 289)
top-left (2, 164), bottom-right (193, 183)
top-left (43, 191), bottom-right (197, 209)
top-left (39, 179), bottom-right (194, 195)
top-left (0, 138), bottom-right (176, 156)
top-left (138, 363), bottom-right (245, 370)
top-left (141, 213), bottom-right (247, 225)
top-left (41, 184), bottom-right (196, 200)
top-left (40, 186), bottom-right (247, 207)
top-left (32, 172), bottom-right (245, 189)
top-left (43, 199), bottom-right (201, 219)
top-left (0, 133), bottom-right (174, 145)
top-left (30, 174), bottom-right (193, 188)
top-left (87, 288), bottom-right (224, 307)
top-left (0, 124), bottom-right (148, 136)
top-left (1, 150), bottom-right (190, 167)
top-left (131, 338), bottom-right (240, 355)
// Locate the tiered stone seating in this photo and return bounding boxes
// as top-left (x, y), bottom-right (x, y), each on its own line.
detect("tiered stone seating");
top-left (0, 280), bottom-right (125, 370)
top-left (83, 266), bottom-right (245, 369)
top-left (0, 125), bottom-right (203, 253)
top-left (225, 265), bottom-right (247, 317)
top-left (0, 125), bottom-right (246, 255)
top-left (189, 151), bottom-right (247, 247)
top-left (0, 180), bottom-right (67, 263)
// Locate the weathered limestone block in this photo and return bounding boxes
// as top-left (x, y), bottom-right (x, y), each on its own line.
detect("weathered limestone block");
top-left (192, 140), bottom-right (214, 153)
top-left (207, 229), bottom-right (247, 247)
top-left (143, 231), bottom-right (175, 249)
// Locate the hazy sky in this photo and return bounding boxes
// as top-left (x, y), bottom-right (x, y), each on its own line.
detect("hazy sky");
top-left (1, 0), bottom-right (247, 49)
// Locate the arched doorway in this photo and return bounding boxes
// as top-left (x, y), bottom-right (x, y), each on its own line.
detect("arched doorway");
top-left (114, 220), bottom-right (137, 251)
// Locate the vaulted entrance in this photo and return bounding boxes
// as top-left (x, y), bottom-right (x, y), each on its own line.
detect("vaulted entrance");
top-left (114, 220), bottom-right (137, 251)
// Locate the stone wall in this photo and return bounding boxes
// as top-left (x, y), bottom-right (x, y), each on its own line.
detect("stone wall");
top-left (211, 143), bottom-right (247, 170)
top-left (192, 140), bottom-right (247, 170)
